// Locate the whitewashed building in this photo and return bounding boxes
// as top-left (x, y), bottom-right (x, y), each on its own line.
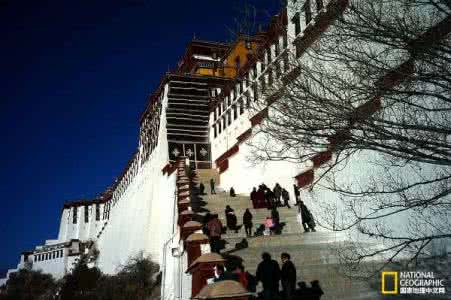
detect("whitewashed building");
top-left (2, 0), bottom-right (450, 299)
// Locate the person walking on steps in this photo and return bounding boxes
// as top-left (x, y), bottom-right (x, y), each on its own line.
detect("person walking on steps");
top-left (265, 189), bottom-right (275, 209)
top-left (250, 187), bottom-right (257, 209)
top-left (207, 214), bottom-right (223, 253)
top-left (256, 252), bottom-right (281, 300)
top-left (256, 186), bottom-right (266, 208)
top-left (282, 188), bottom-right (291, 208)
top-left (210, 178), bottom-right (216, 194)
top-left (293, 184), bottom-right (300, 202)
top-left (280, 252), bottom-right (296, 300)
top-left (273, 183), bottom-right (282, 206)
top-left (271, 207), bottom-right (280, 229)
top-left (243, 208), bottom-right (253, 237)
top-left (199, 182), bottom-right (205, 195)
top-left (296, 200), bottom-right (316, 232)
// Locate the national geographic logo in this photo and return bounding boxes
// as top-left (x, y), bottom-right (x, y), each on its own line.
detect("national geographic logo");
top-left (382, 271), bottom-right (398, 294)
top-left (381, 271), bottom-right (447, 295)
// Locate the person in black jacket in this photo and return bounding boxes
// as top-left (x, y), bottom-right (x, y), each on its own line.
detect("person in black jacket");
top-left (310, 280), bottom-right (324, 300)
top-left (280, 253), bottom-right (296, 300)
top-left (256, 252), bottom-right (281, 300)
top-left (243, 209), bottom-right (253, 237)
top-left (199, 182), bottom-right (205, 195)
top-left (250, 187), bottom-right (257, 208)
top-left (293, 184), bottom-right (300, 201)
top-left (265, 189), bottom-right (276, 209)
top-left (210, 178), bottom-right (216, 194)
top-left (281, 188), bottom-right (291, 208)
top-left (297, 201), bottom-right (316, 232)
top-left (273, 183), bottom-right (282, 206)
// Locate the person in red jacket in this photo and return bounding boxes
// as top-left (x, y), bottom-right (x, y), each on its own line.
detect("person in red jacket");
top-left (256, 185), bottom-right (266, 208)
top-left (207, 214), bottom-right (223, 253)
top-left (232, 265), bottom-right (248, 289)
top-left (250, 187), bottom-right (257, 208)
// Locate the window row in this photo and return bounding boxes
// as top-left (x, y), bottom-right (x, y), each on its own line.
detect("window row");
top-left (212, 54), bottom-right (290, 138)
top-left (212, 99), bottom-right (247, 138)
top-left (292, 0), bottom-right (324, 37)
top-left (103, 202), bottom-right (111, 220)
top-left (212, 15), bottom-right (314, 138)
top-left (213, 30), bottom-right (290, 126)
top-left (213, 59), bottom-right (288, 124)
top-left (71, 204), bottom-right (102, 224)
top-left (34, 250), bottom-right (64, 262)
top-left (140, 109), bottom-right (161, 165)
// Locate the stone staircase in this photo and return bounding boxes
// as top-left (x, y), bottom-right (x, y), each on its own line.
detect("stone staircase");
top-left (194, 169), bottom-right (381, 300)
top-left (166, 78), bottom-right (210, 144)
top-left (196, 169), bottom-right (221, 186)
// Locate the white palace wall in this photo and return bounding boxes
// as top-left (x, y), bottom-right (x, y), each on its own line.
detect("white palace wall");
top-left (96, 83), bottom-right (178, 274)
top-left (31, 250), bottom-right (67, 279)
top-left (57, 203), bottom-right (107, 243)
top-left (218, 142), bottom-right (304, 205)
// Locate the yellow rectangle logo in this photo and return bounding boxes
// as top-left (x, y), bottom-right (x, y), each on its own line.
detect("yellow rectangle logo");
top-left (382, 271), bottom-right (398, 294)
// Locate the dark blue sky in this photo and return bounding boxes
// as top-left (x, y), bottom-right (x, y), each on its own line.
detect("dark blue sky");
top-left (0, 1), bottom-right (280, 272)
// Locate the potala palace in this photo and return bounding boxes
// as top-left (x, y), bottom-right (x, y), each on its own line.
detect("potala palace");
top-left (2, 0), bottom-right (451, 299)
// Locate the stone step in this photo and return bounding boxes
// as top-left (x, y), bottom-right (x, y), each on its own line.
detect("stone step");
top-left (220, 226), bottom-right (302, 240)
top-left (221, 234), bottom-right (343, 253)
top-left (207, 206), bottom-right (298, 217)
top-left (205, 194), bottom-right (297, 209)
top-left (223, 243), bottom-right (379, 300)
top-left (213, 219), bottom-right (304, 238)
top-left (204, 194), bottom-right (295, 209)
top-left (202, 193), bottom-right (249, 199)
top-left (198, 186), bottom-right (381, 299)
top-left (209, 212), bottom-right (299, 226)
top-left (196, 169), bottom-right (220, 186)
top-left (222, 232), bottom-right (349, 247)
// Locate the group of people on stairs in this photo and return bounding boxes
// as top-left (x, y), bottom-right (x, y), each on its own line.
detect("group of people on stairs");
top-left (198, 178), bottom-right (323, 299)
top-left (211, 252), bottom-right (324, 300)
top-left (257, 252), bottom-right (324, 300)
top-left (201, 179), bottom-right (316, 243)
top-left (249, 183), bottom-right (292, 209)
top-left (225, 205), bottom-right (286, 237)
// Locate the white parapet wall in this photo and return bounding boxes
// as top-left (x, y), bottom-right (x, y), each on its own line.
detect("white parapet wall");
top-left (57, 202), bottom-right (107, 243)
top-left (218, 141), bottom-right (305, 204)
top-left (96, 82), bottom-right (178, 274)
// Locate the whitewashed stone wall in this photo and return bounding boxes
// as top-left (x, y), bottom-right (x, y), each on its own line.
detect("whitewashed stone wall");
top-left (57, 203), bottom-right (106, 243)
top-left (31, 249), bottom-right (67, 279)
top-left (96, 83), bottom-right (178, 274)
